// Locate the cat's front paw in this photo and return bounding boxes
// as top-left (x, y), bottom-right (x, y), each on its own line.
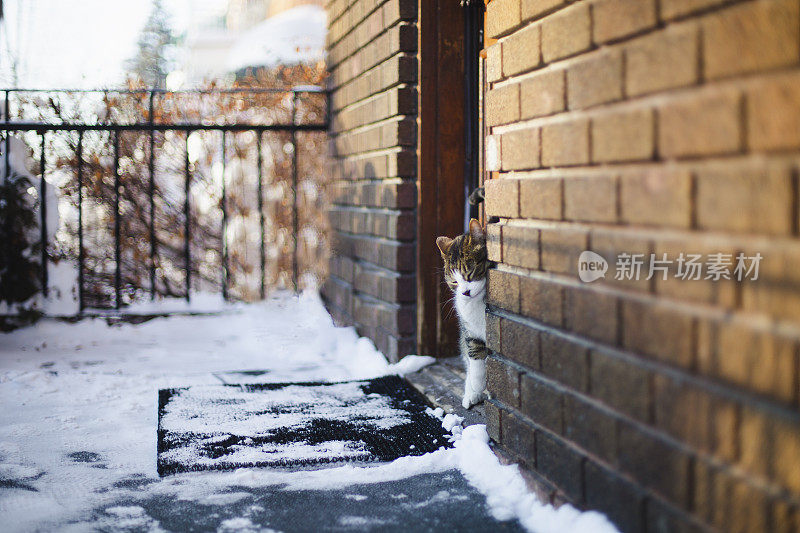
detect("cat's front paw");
top-left (462, 388), bottom-right (484, 409)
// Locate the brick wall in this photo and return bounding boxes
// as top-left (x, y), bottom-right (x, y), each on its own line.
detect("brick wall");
top-left (322, 0), bottom-right (418, 361)
top-left (483, 0), bottom-right (800, 531)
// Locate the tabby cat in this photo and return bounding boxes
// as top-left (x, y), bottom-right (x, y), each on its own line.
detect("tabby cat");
top-left (436, 218), bottom-right (489, 409)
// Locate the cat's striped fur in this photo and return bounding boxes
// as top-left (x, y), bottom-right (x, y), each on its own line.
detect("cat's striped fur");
top-left (436, 218), bottom-right (489, 409)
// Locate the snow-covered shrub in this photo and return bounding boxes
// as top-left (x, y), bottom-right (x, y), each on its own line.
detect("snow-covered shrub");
top-left (0, 171), bottom-right (42, 330)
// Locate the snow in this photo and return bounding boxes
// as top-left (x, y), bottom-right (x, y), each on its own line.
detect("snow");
top-left (227, 5), bottom-right (326, 71)
top-left (121, 293), bottom-right (236, 315)
top-left (0, 291), bottom-right (617, 532)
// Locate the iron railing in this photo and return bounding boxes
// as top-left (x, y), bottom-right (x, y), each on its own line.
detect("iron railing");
top-left (0, 87), bottom-right (329, 313)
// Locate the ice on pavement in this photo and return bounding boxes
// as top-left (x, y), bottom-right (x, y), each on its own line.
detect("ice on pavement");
top-left (0, 291), bottom-right (617, 532)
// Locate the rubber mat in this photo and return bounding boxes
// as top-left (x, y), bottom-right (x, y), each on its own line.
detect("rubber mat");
top-left (157, 375), bottom-right (452, 476)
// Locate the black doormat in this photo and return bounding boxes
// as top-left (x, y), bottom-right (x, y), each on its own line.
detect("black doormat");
top-left (157, 375), bottom-right (452, 476)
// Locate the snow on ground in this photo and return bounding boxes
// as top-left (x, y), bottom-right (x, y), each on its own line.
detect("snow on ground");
top-left (0, 291), bottom-right (616, 532)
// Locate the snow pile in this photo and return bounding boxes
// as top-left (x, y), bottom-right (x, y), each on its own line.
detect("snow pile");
top-left (0, 134), bottom-right (71, 317)
top-left (455, 426), bottom-right (616, 533)
top-left (0, 291), bottom-right (616, 532)
top-left (227, 5), bottom-right (326, 71)
top-left (121, 292), bottom-right (236, 315)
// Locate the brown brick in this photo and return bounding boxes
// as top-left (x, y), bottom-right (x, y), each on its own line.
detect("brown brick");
top-left (488, 268), bottom-right (521, 313)
top-left (652, 235), bottom-right (737, 307)
top-left (716, 321), bottom-right (796, 405)
top-left (563, 285), bottom-right (618, 344)
top-left (519, 275), bottom-right (563, 326)
top-left (567, 49), bottom-right (623, 110)
top-left (585, 461), bottom-right (644, 533)
top-left (696, 162), bottom-right (793, 236)
top-left (487, 311), bottom-right (502, 354)
top-left (485, 178), bottom-right (520, 218)
top-left (589, 228), bottom-right (651, 291)
top-left (501, 317), bottom-right (540, 369)
top-left (502, 24), bottom-right (541, 76)
top-left (645, 499), bottom-right (705, 533)
top-left (710, 396), bottom-right (739, 463)
top-left (739, 408), bottom-right (800, 496)
top-left (503, 224), bottom-right (540, 268)
top-left (520, 69), bottom-right (565, 119)
top-left (618, 423), bottom-right (691, 505)
top-left (486, 83), bottom-right (520, 126)
top-left (563, 393), bottom-right (617, 463)
top-left (741, 241), bottom-right (800, 322)
top-left (382, 0), bottom-right (416, 24)
top-left (563, 175), bottom-right (617, 223)
top-left (626, 23), bottom-right (699, 97)
top-left (623, 299), bottom-right (695, 368)
top-left (541, 3), bottom-right (591, 62)
top-left (719, 475), bottom-right (770, 533)
top-left (540, 332), bottom-right (589, 391)
top-left (620, 167), bottom-right (692, 228)
top-left (522, 0), bottom-right (566, 22)
top-left (487, 223), bottom-right (502, 262)
top-left (593, 0), bottom-right (657, 44)
top-left (487, 356), bottom-right (521, 408)
top-left (535, 431), bottom-right (584, 502)
top-left (747, 74), bottom-right (800, 152)
top-left (519, 177), bottom-right (561, 220)
top-left (773, 415), bottom-right (800, 495)
top-left (542, 119), bottom-right (590, 167)
top-left (699, 460), bottom-right (769, 532)
top-left (739, 406), bottom-right (770, 479)
top-left (486, 42), bottom-right (502, 83)
top-left (771, 499), bottom-right (800, 533)
top-left (590, 348), bottom-right (651, 422)
top-left (501, 410), bottom-right (536, 464)
top-left (660, 0), bottom-right (727, 20)
top-left (484, 400), bottom-right (502, 442)
top-left (658, 89), bottom-right (741, 158)
top-left (653, 374), bottom-right (712, 452)
top-left (521, 373), bottom-right (562, 432)
top-left (693, 460), bottom-right (714, 524)
top-left (487, 0), bottom-right (522, 39)
top-left (329, 256), bottom-right (356, 284)
top-left (703, 0), bottom-right (800, 81)
top-left (540, 226), bottom-right (588, 275)
top-left (592, 108), bottom-right (654, 163)
top-left (502, 128), bottom-right (541, 170)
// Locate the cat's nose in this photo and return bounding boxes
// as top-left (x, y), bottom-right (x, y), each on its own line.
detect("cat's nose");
top-left (462, 289), bottom-right (471, 297)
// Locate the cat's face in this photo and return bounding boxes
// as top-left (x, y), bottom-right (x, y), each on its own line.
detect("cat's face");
top-left (437, 219), bottom-right (488, 301)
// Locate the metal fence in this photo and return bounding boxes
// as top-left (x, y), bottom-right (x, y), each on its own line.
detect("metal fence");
top-left (0, 87), bottom-right (329, 313)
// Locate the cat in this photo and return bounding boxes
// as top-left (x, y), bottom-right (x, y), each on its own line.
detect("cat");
top-left (436, 218), bottom-right (489, 409)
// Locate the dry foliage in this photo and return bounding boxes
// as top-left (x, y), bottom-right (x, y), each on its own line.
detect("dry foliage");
top-left (14, 64), bottom-right (330, 308)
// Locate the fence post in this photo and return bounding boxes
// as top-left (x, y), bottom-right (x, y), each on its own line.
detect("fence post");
top-left (291, 92), bottom-right (299, 292)
top-left (39, 131), bottom-right (48, 298)
top-left (221, 130), bottom-right (228, 301)
top-left (148, 89), bottom-right (156, 300)
top-left (4, 90), bottom-right (9, 185)
top-left (77, 130), bottom-right (84, 312)
top-left (257, 131), bottom-right (265, 300)
top-left (113, 130), bottom-right (121, 310)
top-left (184, 131), bottom-right (191, 302)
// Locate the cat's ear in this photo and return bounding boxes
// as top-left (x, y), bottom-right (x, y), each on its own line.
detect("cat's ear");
top-left (436, 236), bottom-right (454, 257)
top-left (469, 218), bottom-right (485, 240)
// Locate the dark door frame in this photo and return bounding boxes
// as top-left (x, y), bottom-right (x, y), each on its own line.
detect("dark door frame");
top-left (416, 1), bottom-right (483, 357)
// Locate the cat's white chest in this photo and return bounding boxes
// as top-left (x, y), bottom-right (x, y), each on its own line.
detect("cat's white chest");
top-left (456, 294), bottom-right (486, 342)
